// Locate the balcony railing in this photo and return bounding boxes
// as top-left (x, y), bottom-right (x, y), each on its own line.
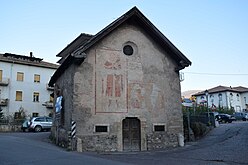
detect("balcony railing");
top-left (42, 101), bottom-right (53, 109)
top-left (0, 99), bottom-right (8, 106)
top-left (0, 78), bottom-right (9, 86)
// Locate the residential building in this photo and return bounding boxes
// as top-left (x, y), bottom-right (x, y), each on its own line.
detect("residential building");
top-left (49, 7), bottom-right (191, 152)
top-left (193, 85), bottom-right (248, 112)
top-left (0, 53), bottom-right (58, 118)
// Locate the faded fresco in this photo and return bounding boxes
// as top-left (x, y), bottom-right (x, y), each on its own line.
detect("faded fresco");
top-left (95, 49), bottom-right (127, 113)
top-left (95, 48), bottom-right (164, 113)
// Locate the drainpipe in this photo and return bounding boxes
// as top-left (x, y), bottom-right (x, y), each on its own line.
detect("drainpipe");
top-left (7, 62), bottom-right (14, 119)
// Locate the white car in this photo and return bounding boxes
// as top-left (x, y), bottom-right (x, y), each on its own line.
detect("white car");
top-left (29, 116), bottom-right (52, 132)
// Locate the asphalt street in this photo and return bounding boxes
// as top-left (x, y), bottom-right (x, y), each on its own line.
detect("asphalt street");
top-left (0, 121), bottom-right (247, 165)
top-left (0, 132), bottom-right (128, 165)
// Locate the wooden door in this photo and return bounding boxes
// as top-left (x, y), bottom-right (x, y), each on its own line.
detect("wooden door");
top-left (123, 118), bottom-right (141, 151)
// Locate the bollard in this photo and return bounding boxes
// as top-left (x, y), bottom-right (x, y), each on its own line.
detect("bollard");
top-left (178, 133), bottom-right (184, 147)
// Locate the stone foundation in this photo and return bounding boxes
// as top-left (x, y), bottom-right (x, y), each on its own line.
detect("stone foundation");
top-left (79, 134), bottom-right (118, 152)
top-left (147, 132), bottom-right (178, 150)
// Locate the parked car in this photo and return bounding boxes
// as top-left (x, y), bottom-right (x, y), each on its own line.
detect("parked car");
top-left (233, 112), bottom-right (248, 121)
top-left (243, 113), bottom-right (248, 121)
top-left (21, 119), bottom-right (30, 132)
top-left (216, 114), bottom-right (236, 123)
top-left (29, 116), bottom-right (52, 132)
top-left (182, 98), bottom-right (193, 107)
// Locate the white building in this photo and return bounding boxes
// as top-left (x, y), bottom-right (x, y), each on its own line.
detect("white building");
top-left (0, 53), bottom-right (58, 118)
top-left (193, 85), bottom-right (248, 112)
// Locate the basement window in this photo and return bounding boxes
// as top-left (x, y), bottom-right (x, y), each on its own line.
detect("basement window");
top-left (154, 125), bottom-right (165, 132)
top-left (95, 125), bottom-right (108, 133)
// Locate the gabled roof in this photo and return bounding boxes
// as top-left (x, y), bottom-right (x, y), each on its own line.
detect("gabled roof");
top-left (193, 85), bottom-right (248, 96)
top-left (232, 86), bottom-right (248, 92)
top-left (49, 6), bottom-right (191, 86)
top-left (56, 33), bottom-right (93, 64)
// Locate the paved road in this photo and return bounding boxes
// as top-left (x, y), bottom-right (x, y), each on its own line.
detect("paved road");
top-left (0, 132), bottom-right (128, 165)
top-left (0, 121), bottom-right (247, 165)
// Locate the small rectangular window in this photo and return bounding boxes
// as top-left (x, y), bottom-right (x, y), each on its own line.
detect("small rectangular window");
top-left (0, 70), bottom-right (2, 81)
top-left (49, 96), bottom-right (54, 102)
top-left (154, 125), bottom-right (165, 132)
top-left (34, 74), bottom-right (40, 83)
top-left (95, 126), bottom-right (108, 132)
top-left (17, 72), bottom-right (24, 81)
top-left (16, 91), bottom-right (23, 101)
top-left (33, 92), bottom-right (39, 102)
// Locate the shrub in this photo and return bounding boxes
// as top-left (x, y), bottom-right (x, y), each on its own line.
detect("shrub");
top-left (190, 122), bottom-right (207, 138)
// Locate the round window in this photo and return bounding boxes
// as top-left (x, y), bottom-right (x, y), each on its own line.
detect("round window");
top-left (123, 45), bottom-right (134, 56)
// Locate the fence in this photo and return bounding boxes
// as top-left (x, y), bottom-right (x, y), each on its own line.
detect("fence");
top-left (183, 112), bottom-right (216, 142)
top-left (0, 119), bottom-right (25, 125)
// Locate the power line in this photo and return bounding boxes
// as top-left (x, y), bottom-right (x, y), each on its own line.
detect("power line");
top-left (183, 72), bottom-right (248, 76)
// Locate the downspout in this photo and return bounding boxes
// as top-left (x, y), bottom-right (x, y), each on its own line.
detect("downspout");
top-left (7, 62), bottom-right (14, 118)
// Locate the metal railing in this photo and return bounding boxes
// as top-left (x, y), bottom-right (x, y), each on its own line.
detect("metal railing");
top-left (0, 78), bottom-right (10, 86)
top-left (0, 99), bottom-right (8, 106)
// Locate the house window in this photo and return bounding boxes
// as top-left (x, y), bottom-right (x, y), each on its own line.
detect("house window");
top-left (210, 95), bottom-right (214, 104)
top-left (0, 70), bottom-right (2, 81)
top-left (230, 93), bottom-right (233, 101)
top-left (154, 125), bottom-right (165, 132)
top-left (32, 113), bottom-right (39, 117)
top-left (237, 94), bottom-right (240, 101)
top-left (34, 74), bottom-right (40, 83)
top-left (95, 125), bottom-right (108, 132)
top-left (218, 93), bottom-right (222, 101)
top-left (17, 72), bottom-right (24, 81)
top-left (16, 91), bottom-right (23, 101)
top-left (33, 92), bottom-right (39, 102)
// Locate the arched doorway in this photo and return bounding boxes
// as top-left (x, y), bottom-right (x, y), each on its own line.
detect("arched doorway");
top-left (122, 117), bottom-right (141, 151)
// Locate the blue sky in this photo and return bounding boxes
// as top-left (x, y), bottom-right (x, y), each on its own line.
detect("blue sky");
top-left (1, 0), bottom-right (248, 92)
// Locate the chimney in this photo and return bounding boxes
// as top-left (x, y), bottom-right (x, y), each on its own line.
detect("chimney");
top-left (30, 52), bottom-right (33, 58)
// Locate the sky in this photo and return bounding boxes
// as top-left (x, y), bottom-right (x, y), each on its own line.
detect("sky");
top-left (1, 0), bottom-right (248, 92)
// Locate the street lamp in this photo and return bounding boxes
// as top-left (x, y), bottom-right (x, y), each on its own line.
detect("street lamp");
top-left (205, 90), bottom-right (210, 125)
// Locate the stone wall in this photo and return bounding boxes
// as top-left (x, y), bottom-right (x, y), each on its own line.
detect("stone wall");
top-left (79, 134), bottom-right (118, 152)
top-left (147, 132), bottom-right (179, 150)
top-left (51, 63), bottom-right (75, 147)
top-left (0, 125), bottom-right (21, 132)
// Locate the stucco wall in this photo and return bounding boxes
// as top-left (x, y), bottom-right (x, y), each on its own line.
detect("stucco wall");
top-left (71, 23), bottom-right (183, 151)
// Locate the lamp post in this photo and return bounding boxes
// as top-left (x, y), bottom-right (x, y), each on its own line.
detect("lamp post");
top-left (205, 90), bottom-right (210, 125)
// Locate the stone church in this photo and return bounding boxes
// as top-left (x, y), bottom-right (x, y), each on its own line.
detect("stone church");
top-left (49, 6), bottom-right (191, 152)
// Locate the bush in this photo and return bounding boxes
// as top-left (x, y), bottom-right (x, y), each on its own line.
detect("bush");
top-left (190, 122), bottom-right (207, 138)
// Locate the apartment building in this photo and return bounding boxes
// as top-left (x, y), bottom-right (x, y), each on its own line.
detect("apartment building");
top-left (193, 85), bottom-right (248, 112)
top-left (0, 53), bottom-right (58, 118)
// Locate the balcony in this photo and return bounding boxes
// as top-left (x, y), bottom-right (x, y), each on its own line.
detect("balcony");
top-left (42, 101), bottom-right (53, 109)
top-left (0, 99), bottom-right (8, 106)
top-left (46, 84), bottom-right (54, 91)
top-left (0, 78), bottom-right (9, 86)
